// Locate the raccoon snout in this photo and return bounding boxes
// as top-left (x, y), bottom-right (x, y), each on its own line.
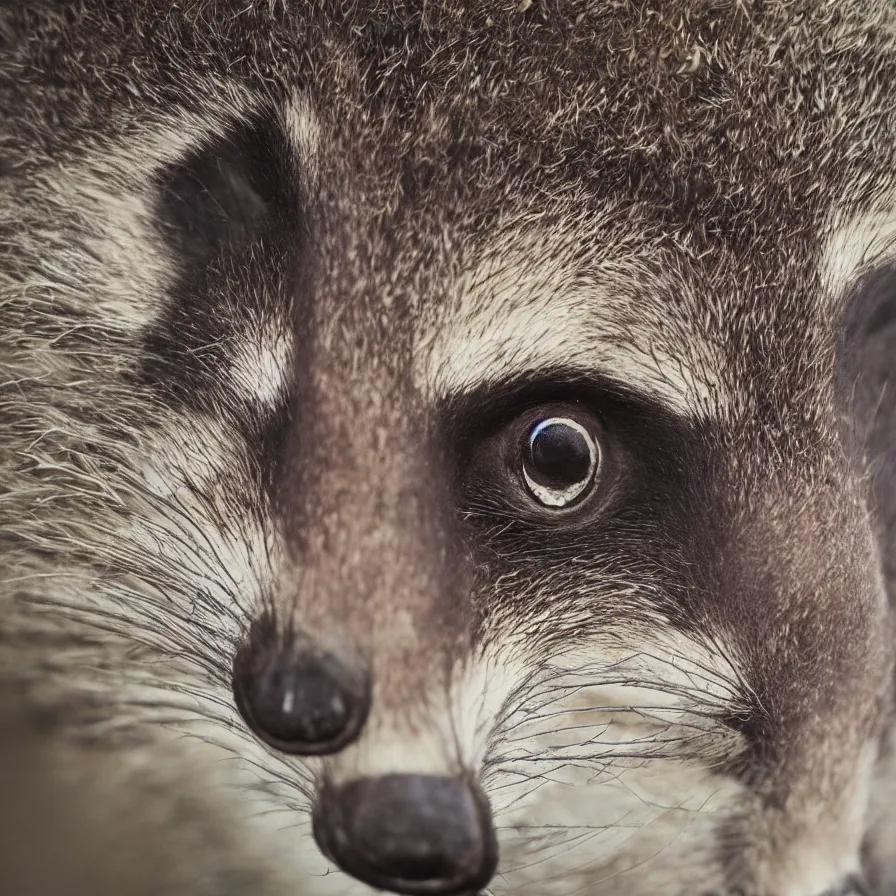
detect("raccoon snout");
top-left (312, 774), bottom-right (498, 896)
top-left (231, 623), bottom-right (370, 755)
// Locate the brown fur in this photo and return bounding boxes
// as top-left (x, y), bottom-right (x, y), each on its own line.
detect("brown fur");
top-left (2, 2), bottom-right (896, 894)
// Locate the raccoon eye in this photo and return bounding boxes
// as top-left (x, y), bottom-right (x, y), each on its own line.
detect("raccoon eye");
top-left (521, 417), bottom-right (599, 507)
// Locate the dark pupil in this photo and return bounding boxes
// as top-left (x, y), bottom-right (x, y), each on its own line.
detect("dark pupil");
top-left (528, 422), bottom-right (591, 487)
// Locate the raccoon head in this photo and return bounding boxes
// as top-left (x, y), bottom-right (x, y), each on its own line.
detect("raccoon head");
top-left (2, 3), bottom-right (896, 896)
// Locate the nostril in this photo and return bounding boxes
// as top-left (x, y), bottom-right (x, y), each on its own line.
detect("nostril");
top-left (231, 621), bottom-right (369, 755)
top-left (313, 774), bottom-right (498, 896)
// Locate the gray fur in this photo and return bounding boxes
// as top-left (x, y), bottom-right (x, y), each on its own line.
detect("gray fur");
top-left (2, 1), bottom-right (896, 894)
top-left (0, 683), bottom-right (294, 896)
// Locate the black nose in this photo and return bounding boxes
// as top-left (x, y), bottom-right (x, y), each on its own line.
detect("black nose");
top-left (232, 621), bottom-right (369, 755)
top-left (312, 774), bottom-right (498, 896)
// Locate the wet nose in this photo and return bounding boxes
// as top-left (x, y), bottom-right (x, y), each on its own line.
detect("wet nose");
top-left (232, 625), bottom-right (369, 755)
top-left (312, 774), bottom-right (498, 895)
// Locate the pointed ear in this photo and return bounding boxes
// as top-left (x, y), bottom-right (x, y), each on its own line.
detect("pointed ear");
top-left (836, 263), bottom-right (896, 579)
top-left (837, 263), bottom-right (896, 425)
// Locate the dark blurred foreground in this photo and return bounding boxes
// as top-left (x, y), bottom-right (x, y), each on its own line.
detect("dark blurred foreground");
top-left (0, 686), bottom-right (176, 895)
top-left (0, 685), bottom-right (275, 896)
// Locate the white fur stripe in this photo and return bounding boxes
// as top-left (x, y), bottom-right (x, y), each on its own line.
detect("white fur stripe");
top-left (415, 239), bottom-right (723, 416)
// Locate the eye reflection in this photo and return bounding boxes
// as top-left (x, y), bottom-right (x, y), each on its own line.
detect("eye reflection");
top-left (522, 417), bottom-right (599, 508)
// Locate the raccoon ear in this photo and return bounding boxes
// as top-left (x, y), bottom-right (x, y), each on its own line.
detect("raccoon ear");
top-left (840, 264), bottom-right (896, 341)
top-left (837, 263), bottom-right (896, 399)
top-left (154, 109), bottom-right (298, 267)
top-left (836, 262), bottom-right (896, 463)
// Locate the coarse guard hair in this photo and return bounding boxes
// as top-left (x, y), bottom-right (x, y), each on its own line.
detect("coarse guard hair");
top-left (2, 2), bottom-right (896, 896)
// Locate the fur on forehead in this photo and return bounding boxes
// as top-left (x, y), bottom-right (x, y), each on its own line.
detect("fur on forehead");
top-left (8, 1), bottom-right (895, 390)
top-left (7, 0), bottom-right (896, 226)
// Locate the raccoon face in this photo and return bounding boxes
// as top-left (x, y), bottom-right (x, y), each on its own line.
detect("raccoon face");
top-left (3, 4), bottom-right (896, 896)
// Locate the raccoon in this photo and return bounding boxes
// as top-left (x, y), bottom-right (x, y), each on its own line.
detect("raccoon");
top-left (2, 1), bottom-right (896, 895)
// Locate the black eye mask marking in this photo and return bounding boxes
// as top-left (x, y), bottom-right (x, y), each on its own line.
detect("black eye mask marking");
top-left (439, 369), bottom-right (730, 644)
top-left (442, 368), bottom-right (709, 528)
top-left (136, 107), bottom-right (305, 487)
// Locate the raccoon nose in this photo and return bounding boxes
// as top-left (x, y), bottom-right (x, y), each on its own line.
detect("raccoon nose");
top-left (231, 629), bottom-right (369, 755)
top-left (312, 774), bottom-right (498, 896)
